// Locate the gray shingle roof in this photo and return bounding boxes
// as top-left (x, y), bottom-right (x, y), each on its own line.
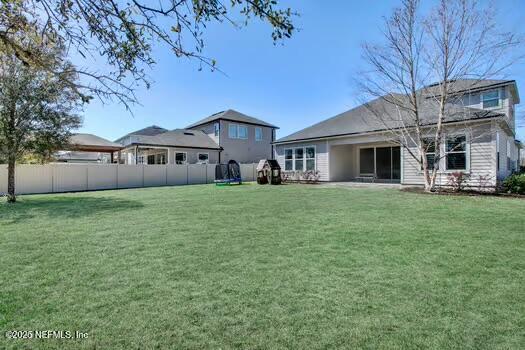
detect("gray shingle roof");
top-left (69, 133), bottom-right (123, 149)
top-left (119, 129), bottom-right (221, 149)
top-left (186, 109), bottom-right (278, 129)
top-left (276, 97), bottom-right (503, 143)
top-left (114, 125), bottom-right (168, 143)
top-left (423, 79), bottom-right (514, 96)
top-left (276, 79), bottom-right (514, 143)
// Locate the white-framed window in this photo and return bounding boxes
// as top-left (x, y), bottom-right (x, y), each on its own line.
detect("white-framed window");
top-left (284, 149), bottom-right (293, 171)
top-left (422, 138), bottom-right (438, 170)
top-left (284, 146), bottom-right (316, 171)
top-left (214, 123), bottom-right (219, 137)
top-left (198, 153), bottom-right (209, 164)
top-left (255, 127), bottom-right (263, 141)
top-left (137, 155), bottom-right (145, 164)
top-left (238, 125), bottom-right (248, 139)
top-left (228, 123), bottom-right (238, 139)
top-left (294, 148), bottom-right (304, 171)
top-left (305, 146), bottom-right (316, 171)
top-left (482, 90), bottom-right (500, 109)
top-left (175, 152), bottom-right (187, 164)
top-left (446, 135), bottom-right (467, 170)
top-left (156, 153), bottom-right (166, 165)
top-left (228, 123), bottom-right (248, 139)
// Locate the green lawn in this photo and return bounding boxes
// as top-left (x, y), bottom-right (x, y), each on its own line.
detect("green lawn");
top-left (1, 184), bottom-right (524, 349)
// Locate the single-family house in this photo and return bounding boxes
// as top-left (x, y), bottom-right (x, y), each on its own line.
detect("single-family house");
top-left (115, 109), bottom-right (277, 165)
top-left (186, 109), bottom-right (278, 163)
top-left (274, 79), bottom-right (522, 188)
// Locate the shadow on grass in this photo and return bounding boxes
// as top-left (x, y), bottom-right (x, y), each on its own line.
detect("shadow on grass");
top-left (0, 196), bottom-right (144, 225)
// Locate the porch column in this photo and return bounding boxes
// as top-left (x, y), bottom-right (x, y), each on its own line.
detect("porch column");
top-left (135, 145), bottom-right (139, 164)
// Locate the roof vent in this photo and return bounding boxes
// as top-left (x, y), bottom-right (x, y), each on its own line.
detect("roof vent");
top-left (183, 132), bottom-right (194, 136)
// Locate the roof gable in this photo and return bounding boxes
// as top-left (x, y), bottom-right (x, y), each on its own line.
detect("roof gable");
top-left (186, 109), bottom-right (278, 129)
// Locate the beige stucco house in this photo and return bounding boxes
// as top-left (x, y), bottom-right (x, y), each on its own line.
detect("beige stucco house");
top-left (115, 109), bottom-right (277, 165)
top-left (274, 79), bottom-right (522, 189)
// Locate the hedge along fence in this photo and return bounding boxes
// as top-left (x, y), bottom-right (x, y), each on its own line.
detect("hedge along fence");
top-left (0, 163), bottom-right (258, 195)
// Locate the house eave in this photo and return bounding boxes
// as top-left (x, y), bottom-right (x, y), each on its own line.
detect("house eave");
top-left (273, 115), bottom-right (501, 145)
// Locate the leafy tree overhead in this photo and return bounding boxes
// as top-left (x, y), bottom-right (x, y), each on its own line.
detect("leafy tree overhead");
top-left (0, 43), bottom-right (83, 203)
top-left (0, 0), bottom-right (297, 109)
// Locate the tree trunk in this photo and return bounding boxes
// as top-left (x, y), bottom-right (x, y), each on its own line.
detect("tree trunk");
top-left (7, 157), bottom-right (16, 203)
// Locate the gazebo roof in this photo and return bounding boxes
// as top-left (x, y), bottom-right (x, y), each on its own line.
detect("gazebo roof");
top-left (68, 133), bottom-right (123, 152)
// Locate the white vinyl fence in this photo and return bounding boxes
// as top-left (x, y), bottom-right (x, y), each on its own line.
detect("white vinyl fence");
top-left (0, 163), bottom-right (257, 195)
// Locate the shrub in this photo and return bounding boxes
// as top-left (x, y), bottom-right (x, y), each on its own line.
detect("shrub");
top-left (446, 171), bottom-right (470, 192)
top-left (502, 173), bottom-right (525, 194)
top-left (281, 171), bottom-right (321, 184)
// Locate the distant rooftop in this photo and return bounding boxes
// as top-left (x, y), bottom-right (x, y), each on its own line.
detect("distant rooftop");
top-left (114, 125), bottom-right (168, 143)
top-left (69, 133), bottom-right (123, 151)
top-left (185, 109), bottom-right (278, 129)
top-left (117, 129), bottom-right (221, 150)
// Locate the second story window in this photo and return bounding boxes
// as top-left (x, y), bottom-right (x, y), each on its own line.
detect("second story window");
top-left (482, 90), bottom-right (500, 109)
top-left (228, 123), bottom-right (248, 139)
top-left (238, 125), bottom-right (248, 139)
top-left (228, 123), bottom-right (238, 138)
top-left (255, 127), bottom-right (262, 141)
top-left (214, 123), bottom-right (219, 137)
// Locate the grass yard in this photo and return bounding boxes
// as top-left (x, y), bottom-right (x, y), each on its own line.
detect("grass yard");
top-left (0, 184), bottom-right (524, 349)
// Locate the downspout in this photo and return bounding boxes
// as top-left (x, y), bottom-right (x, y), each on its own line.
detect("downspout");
top-left (271, 128), bottom-right (275, 159)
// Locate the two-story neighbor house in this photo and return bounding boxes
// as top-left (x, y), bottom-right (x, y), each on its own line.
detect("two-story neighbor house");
top-left (186, 109), bottom-right (278, 163)
top-left (274, 79), bottom-right (522, 189)
top-left (115, 109), bottom-right (277, 165)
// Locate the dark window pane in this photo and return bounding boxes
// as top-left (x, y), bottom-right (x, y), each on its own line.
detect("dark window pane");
top-left (423, 138), bottom-right (436, 153)
top-left (285, 160), bottom-right (293, 171)
top-left (285, 149), bottom-right (293, 160)
top-left (392, 147), bottom-right (400, 179)
top-left (376, 147), bottom-right (392, 179)
top-left (147, 155), bottom-right (155, 164)
top-left (447, 153), bottom-right (466, 170)
top-left (294, 148), bottom-right (304, 159)
top-left (295, 160), bottom-right (303, 171)
top-left (483, 99), bottom-right (499, 108)
top-left (175, 153), bottom-right (186, 164)
top-left (306, 159), bottom-right (315, 171)
top-left (305, 147), bottom-right (315, 159)
top-left (360, 148), bottom-right (374, 174)
top-left (426, 154), bottom-right (437, 170)
top-left (447, 136), bottom-right (466, 152)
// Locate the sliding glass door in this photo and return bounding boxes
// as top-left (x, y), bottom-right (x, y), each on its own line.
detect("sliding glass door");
top-left (359, 146), bottom-right (400, 181)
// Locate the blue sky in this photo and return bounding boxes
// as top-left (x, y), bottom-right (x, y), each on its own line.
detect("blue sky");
top-left (78, 0), bottom-right (525, 141)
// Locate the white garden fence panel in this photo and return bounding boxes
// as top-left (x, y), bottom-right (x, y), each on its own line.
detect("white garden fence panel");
top-left (187, 164), bottom-right (207, 185)
top-left (88, 165), bottom-right (118, 190)
top-left (0, 163), bottom-right (257, 195)
top-left (53, 164), bottom-right (88, 193)
top-left (167, 165), bottom-right (187, 185)
top-left (117, 165), bottom-right (143, 189)
top-left (144, 165), bottom-right (167, 187)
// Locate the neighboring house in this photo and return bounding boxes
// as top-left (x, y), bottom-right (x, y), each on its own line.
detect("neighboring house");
top-left (115, 127), bottom-right (221, 165)
top-left (114, 109), bottom-right (277, 165)
top-left (56, 133), bottom-right (123, 163)
top-left (274, 79), bottom-right (522, 188)
top-left (186, 109), bottom-right (278, 163)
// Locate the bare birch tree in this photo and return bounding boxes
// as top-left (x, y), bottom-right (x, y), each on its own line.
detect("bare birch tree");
top-left (360, 0), bottom-right (520, 191)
